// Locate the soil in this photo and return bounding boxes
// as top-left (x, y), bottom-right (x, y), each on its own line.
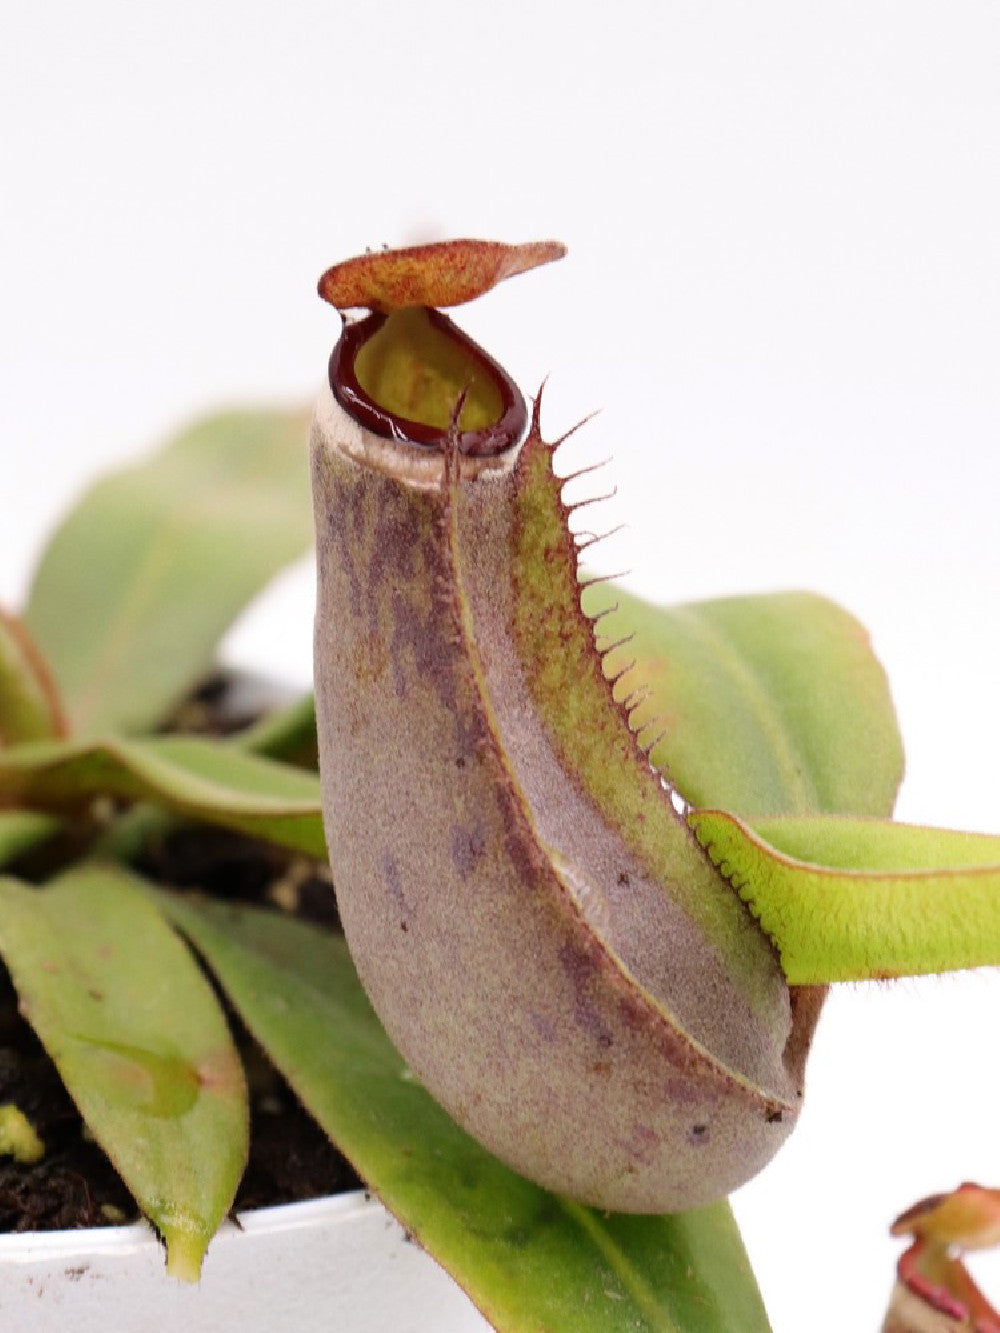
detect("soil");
top-left (0, 676), bottom-right (364, 1235)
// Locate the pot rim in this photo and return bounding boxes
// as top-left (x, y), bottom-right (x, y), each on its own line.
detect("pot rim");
top-left (0, 1187), bottom-right (373, 1262)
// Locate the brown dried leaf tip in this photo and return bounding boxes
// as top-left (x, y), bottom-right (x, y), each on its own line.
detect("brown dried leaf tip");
top-left (884, 1184), bottom-right (1000, 1333)
top-left (318, 238), bottom-right (567, 313)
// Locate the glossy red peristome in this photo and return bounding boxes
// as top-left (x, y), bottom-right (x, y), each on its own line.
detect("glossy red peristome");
top-left (318, 238), bottom-right (566, 313)
top-left (0, 606), bottom-right (69, 744)
top-left (328, 308), bottom-right (527, 456)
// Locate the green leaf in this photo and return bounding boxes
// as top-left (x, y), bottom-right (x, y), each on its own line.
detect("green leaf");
top-left (86, 694), bottom-right (321, 864)
top-left (582, 586), bottom-right (903, 819)
top-left (157, 892), bottom-right (772, 1332)
top-left (0, 608), bottom-right (66, 744)
top-left (23, 408), bottom-right (312, 736)
top-left (689, 809), bottom-right (1000, 983)
top-left (0, 810), bottom-right (62, 870)
top-left (582, 579), bottom-right (999, 984)
top-left (0, 865), bottom-right (247, 1278)
top-left (0, 734), bottom-right (326, 858)
top-left (234, 692), bottom-right (318, 768)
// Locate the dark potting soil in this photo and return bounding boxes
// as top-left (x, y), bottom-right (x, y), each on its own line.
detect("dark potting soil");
top-left (0, 681), bottom-right (364, 1236)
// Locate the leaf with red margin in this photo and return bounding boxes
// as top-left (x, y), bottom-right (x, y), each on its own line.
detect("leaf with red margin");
top-left (688, 810), bottom-right (1000, 983)
top-left (0, 608), bottom-right (67, 744)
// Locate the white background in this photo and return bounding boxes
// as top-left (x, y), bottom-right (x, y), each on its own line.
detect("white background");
top-left (2, 3), bottom-right (998, 1327)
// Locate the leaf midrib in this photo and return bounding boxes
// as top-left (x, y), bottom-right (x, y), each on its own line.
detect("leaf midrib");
top-left (557, 1196), bottom-right (682, 1331)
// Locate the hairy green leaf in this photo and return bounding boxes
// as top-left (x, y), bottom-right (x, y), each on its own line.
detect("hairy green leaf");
top-left (23, 408), bottom-right (312, 736)
top-left (689, 810), bottom-right (1000, 982)
top-left (583, 586), bottom-right (902, 819)
top-left (0, 865), bottom-right (247, 1278)
top-left (0, 734), bottom-right (325, 858)
top-left (157, 892), bottom-right (772, 1332)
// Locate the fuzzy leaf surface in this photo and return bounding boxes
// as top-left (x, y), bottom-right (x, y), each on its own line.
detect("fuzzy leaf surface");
top-left (0, 734), bottom-right (325, 857)
top-left (23, 408), bottom-right (312, 736)
top-left (158, 892), bottom-right (772, 1333)
top-left (0, 865), bottom-right (247, 1278)
top-left (319, 238), bottom-right (566, 312)
top-left (583, 586), bottom-right (902, 819)
top-left (690, 810), bottom-right (1000, 982)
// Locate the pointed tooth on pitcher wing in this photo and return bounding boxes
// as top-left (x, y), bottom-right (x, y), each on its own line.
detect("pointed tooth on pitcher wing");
top-left (311, 244), bottom-right (816, 1212)
top-left (312, 387), bottom-right (806, 1211)
top-left (690, 808), bottom-right (1000, 983)
top-left (476, 409), bottom-right (797, 999)
top-left (453, 407), bottom-right (816, 1039)
top-left (439, 408), bottom-right (826, 1197)
top-left (581, 584), bottom-right (904, 820)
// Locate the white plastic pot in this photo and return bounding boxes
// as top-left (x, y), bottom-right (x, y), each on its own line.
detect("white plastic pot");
top-left (0, 1190), bottom-right (491, 1331)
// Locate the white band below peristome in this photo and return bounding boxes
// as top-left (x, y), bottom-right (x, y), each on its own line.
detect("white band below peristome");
top-left (312, 383), bottom-right (522, 493)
